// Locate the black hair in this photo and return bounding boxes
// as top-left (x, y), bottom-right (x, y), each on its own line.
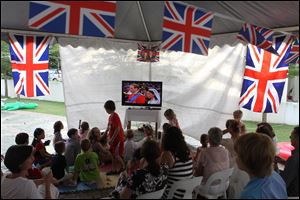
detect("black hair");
top-left (4, 145), bottom-right (33, 173)
top-left (15, 132), bottom-right (29, 145)
top-left (162, 123), bottom-right (172, 133)
top-left (257, 122), bottom-right (275, 138)
top-left (162, 127), bottom-right (190, 162)
top-left (141, 140), bottom-right (161, 176)
top-left (200, 134), bottom-right (208, 147)
top-left (225, 119), bottom-right (235, 129)
top-left (133, 148), bottom-right (142, 161)
top-left (31, 128), bottom-right (44, 147)
top-left (67, 128), bottom-right (78, 138)
top-left (293, 126), bottom-right (299, 137)
top-left (256, 126), bottom-right (273, 139)
top-left (104, 100), bottom-right (116, 111)
top-left (80, 121), bottom-right (89, 132)
top-left (229, 120), bottom-right (240, 134)
top-left (53, 121), bottom-right (63, 133)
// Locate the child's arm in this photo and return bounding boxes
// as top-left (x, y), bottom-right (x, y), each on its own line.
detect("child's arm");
top-left (39, 148), bottom-right (52, 158)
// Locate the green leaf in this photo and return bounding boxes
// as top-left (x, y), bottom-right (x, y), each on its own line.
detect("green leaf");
top-left (288, 64), bottom-right (299, 78)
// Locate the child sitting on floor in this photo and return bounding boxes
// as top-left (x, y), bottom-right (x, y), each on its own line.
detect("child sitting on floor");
top-left (31, 128), bottom-right (53, 169)
top-left (51, 141), bottom-right (73, 185)
top-left (15, 132), bottom-right (42, 179)
top-left (72, 139), bottom-right (102, 187)
top-left (79, 121), bottom-right (90, 141)
top-left (124, 129), bottom-right (136, 165)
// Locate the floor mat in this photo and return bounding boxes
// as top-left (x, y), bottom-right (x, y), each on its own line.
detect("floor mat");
top-left (58, 182), bottom-right (98, 194)
top-left (58, 171), bottom-right (119, 194)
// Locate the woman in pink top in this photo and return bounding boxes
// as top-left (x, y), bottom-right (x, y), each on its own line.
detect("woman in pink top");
top-left (194, 127), bottom-right (230, 184)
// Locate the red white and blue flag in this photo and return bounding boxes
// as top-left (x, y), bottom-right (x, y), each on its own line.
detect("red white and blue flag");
top-left (8, 34), bottom-right (51, 97)
top-left (285, 37), bottom-right (299, 64)
top-left (161, 1), bottom-right (214, 55)
top-left (239, 35), bottom-right (294, 113)
top-left (28, 1), bottom-right (116, 38)
top-left (137, 44), bottom-right (159, 62)
top-left (237, 23), bottom-right (278, 55)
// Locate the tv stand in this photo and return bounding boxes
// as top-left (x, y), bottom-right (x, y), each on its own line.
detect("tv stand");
top-left (128, 107), bottom-right (161, 110)
top-left (149, 107), bottom-right (161, 110)
top-left (124, 108), bottom-right (162, 139)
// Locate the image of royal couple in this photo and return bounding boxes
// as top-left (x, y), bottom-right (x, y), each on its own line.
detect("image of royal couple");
top-left (125, 83), bottom-right (160, 105)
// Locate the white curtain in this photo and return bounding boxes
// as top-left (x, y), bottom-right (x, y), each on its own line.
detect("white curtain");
top-left (58, 33), bottom-right (246, 140)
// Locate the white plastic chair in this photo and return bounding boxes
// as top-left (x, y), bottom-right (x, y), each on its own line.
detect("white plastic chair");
top-left (227, 166), bottom-right (249, 199)
top-left (136, 185), bottom-right (167, 199)
top-left (166, 176), bottom-right (203, 199)
top-left (193, 168), bottom-right (234, 199)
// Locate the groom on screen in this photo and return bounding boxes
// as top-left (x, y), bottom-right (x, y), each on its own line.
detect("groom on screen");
top-left (127, 83), bottom-right (146, 104)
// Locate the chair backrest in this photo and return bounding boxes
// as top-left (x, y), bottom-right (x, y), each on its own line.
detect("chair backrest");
top-left (201, 167), bottom-right (234, 196)
top-left (227, 166), bottom-right (250, 199)
top-left (167, 176), bottom-right (203, 199)
top-left (136, 185), bottom-right (167, 199)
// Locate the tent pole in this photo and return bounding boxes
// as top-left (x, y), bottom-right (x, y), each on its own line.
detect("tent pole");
top-left (1, 28), bottom-right (148, 44)
top-left (136, 1), bottom-right (151, 42)
top-left (136, 1), bottom-right (152, 81)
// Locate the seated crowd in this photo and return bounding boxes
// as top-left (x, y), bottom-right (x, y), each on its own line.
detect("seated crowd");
top-left (1, 105), bottom-right (299, 199)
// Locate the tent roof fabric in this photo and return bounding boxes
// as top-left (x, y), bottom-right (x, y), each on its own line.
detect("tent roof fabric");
top-left (1, 1), bottom-right (299, 42)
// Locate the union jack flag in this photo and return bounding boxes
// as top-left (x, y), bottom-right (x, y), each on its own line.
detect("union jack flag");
top-left (285, 37), bottom-right (299, 64)
top-left (161, 1), bottom-right (214, 55)
top-left (239, 35), bottom-right (294, 113)
top-left (237, 23), bottom-right (278, 55)
top-left (28, 1), bottom-right (116, 38)
top-left (8, 34), bottom-right (51, 97)
top-left (137, 44), bottom-right (159, 62)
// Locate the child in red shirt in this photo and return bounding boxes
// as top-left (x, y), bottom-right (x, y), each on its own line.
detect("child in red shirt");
top-left (104, 100), bottom-right (125, 175)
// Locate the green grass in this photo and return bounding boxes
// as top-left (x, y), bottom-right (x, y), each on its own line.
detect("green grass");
top-left (1, 97), bottom-right (294, 142)
top-left (244, 121), bottom-right (294, 143)
top-left (2, 97), bottom-right (66, 116)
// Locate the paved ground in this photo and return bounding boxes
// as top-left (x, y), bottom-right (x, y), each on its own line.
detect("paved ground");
top-left (1, 110), bottom-right (67, 171)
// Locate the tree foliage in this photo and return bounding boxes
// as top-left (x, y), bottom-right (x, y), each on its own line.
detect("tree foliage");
top-left (1, 40), bottom-right (12, 77)
top-left (288, 64), bottom-right (299, 78)
top-left (49, 43), bottom-right (60, 69)
top-left (1, 40), bottom-right (61, 78)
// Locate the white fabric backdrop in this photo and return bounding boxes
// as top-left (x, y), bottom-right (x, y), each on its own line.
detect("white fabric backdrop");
top-left (58, 33), bottom-right (246, 139)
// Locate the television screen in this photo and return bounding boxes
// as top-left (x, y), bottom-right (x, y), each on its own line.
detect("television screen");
top-left (122, 80), bottom-right (162, 107)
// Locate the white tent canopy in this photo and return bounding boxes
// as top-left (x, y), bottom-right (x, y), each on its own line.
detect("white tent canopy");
top-left (58, 33), bottom-right (245, 139)
top-left (1, 1), bottom-right (299, 139)
top-left (1, 1), bottom-right (299, 41)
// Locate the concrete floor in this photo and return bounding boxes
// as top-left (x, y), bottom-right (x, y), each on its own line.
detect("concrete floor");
top-left (1, 110), bottom-right (67, 171)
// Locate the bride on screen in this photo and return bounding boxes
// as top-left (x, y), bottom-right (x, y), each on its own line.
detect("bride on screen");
top-left (146, 88), bottom-right (160, 104)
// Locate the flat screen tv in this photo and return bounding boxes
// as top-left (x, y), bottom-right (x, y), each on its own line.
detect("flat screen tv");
top-left (122, 80), bottom-right (162, 107)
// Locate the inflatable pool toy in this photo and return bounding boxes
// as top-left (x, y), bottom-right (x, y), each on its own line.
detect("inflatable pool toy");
top-left (1, 101), bottom-right (38, 111)
top-left (277, 142), bottom-right (294, 161)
